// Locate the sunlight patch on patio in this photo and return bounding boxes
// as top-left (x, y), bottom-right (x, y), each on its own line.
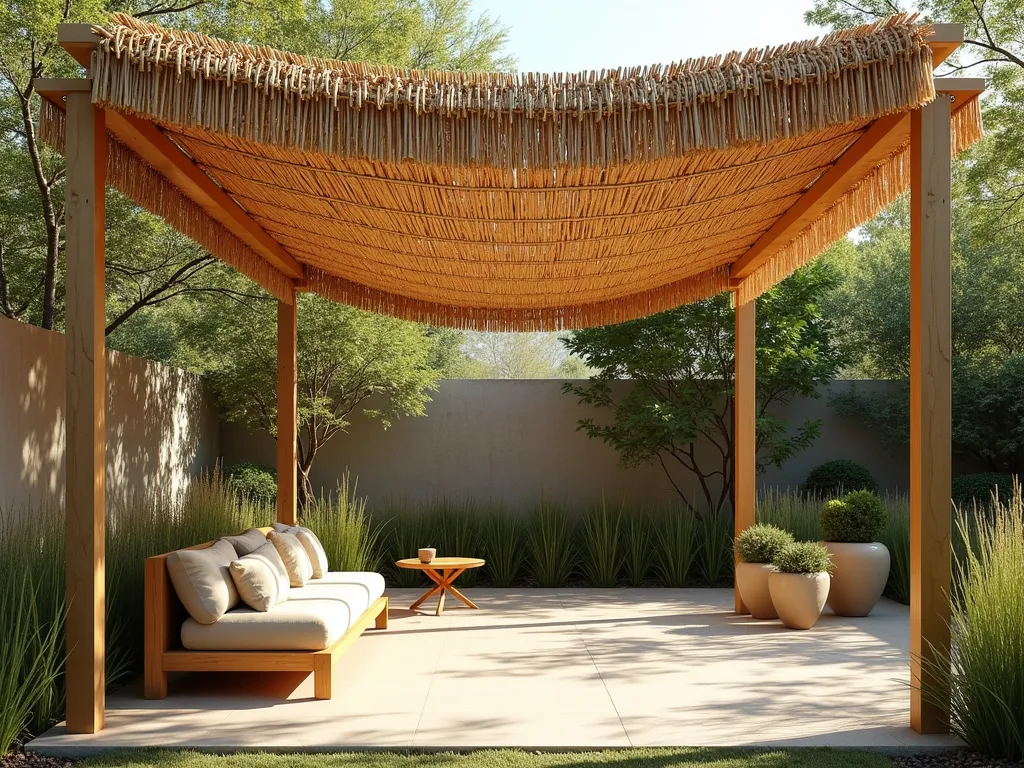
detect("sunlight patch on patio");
top-left (30, 589), bottom-right (961, 754)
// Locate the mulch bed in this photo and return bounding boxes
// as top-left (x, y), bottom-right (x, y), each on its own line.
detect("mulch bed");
top-left (894, 753), bottom-right (1023, 768)
top-left (2, 750), bottom-right (76, 768)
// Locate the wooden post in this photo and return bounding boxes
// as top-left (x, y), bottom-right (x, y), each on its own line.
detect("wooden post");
top-left (64, 83), bottom-right (106, 735)
top-left (909, 96), bottom-right (952, 735)
top-left (277, 288), bottom-right (298, 525)
top-left (733, 295), bottom-right (756, 614)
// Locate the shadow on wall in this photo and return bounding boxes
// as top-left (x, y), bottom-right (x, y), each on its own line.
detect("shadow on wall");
top-left (0, 317), bottom-right (220, 514)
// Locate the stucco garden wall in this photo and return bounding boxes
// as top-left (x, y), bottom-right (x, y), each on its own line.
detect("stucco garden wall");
top-left (221, 379), bottom-right (909, 508)
top-left (0, 318), bottom-right (220, 511)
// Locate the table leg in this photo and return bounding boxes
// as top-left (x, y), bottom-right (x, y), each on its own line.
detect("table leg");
top-left (410, 583), bottom-right (443, 611)
top-left (446, 583), bottom-right (479, 609)
top-left (436, 587), bottom-right (446, 616)
top-left (409, 567), bottom-right (477, 615)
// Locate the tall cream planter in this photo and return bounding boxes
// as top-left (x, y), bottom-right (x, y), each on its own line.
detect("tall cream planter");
top-left (768, 571), bottom-right (830, 630)
top-left (735, 562), bottom-right (778, 619)
top-left (820, 542), bottom-right (890, 617)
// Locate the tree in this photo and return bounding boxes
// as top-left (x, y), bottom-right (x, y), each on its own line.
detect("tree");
top-left (562, 263), bottom-right (848, 514)
top-left (187, 292), bottom-right (442, 504)
top-left (463, 332), bottom-right (589, 379)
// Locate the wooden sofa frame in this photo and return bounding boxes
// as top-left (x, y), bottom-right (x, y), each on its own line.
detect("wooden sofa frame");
top-left (144, 527), bottom-right (388, 700)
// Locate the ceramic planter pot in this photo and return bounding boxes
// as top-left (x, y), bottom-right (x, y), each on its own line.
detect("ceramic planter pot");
top-left (768, 571), bottom-right (830, 630)
top-left (735, 561), bottom-right (778, 619)
top-left (418, 547), bottom-right (436, 564)
top-left (820, 541), bottom-right (890, 617)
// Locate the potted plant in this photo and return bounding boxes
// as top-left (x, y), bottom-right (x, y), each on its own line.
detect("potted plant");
top-left (819, 490), bottom-right (890, 617)
top-left (734, 524), bottom-right (794, 619)
top-left (768, 542), bottom-right (833, 630)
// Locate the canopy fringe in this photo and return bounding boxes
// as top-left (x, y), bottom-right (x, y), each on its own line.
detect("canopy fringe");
top-left (737, 95), bottom-right (983, 304)
top-left (306, 265), bottom-right (730, 331)
top-left (90, 14), bottom-right (936, 170)
top-left (40, 99), bottom-right (294, 303)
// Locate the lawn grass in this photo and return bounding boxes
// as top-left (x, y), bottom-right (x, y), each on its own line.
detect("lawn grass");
top-left (81, 748), bottom-right (894, 768)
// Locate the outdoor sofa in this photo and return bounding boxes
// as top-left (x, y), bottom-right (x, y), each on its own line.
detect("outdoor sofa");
top-left (144, 524), bottom-right (388, 700)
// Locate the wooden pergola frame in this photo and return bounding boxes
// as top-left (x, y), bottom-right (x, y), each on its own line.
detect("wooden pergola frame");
top-left (37, 22), bottom-right (982, 739)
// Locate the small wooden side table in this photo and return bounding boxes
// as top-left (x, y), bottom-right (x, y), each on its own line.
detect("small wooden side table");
top-left (395, 557), bottom-right (485, 616)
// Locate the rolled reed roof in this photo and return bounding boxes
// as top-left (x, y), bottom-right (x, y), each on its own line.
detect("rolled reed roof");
top-left (43, 14), bottom-right (982, 329)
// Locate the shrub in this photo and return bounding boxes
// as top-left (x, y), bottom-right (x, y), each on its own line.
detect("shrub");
top-left (377, 502), bottom-right (434, 587)
top-left (436, 498), bottom-right (484, 587)
top-left (772, 541), bottom-right (833, 574)
top-left (803, 459), bottom-right (877, 497)
top-left (951, 473), bottom-right (1014, 507)
top-left (926, 485), bottom-right (1024, 760)
top-left (223, 462), bottom-right (277, 503)
top-left (579, 500), bottom-right (622, 587)
top-left (652, 504), bottom-right (698, 587)
top-left (525, 500), bottom-right (577, 587)
top-left (756, 487), bottom-right (823, 542)
top-left (735, 523), bottom-right (794, 564)
top-left (820, 490), bottom-right (888, 543)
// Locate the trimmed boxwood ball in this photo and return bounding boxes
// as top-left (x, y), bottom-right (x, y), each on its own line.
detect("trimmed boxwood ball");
top-left (223, 462), bottom-right (278, 503)
top-left (772, 541), bottom-right (833, 574)
top-left (735, 523), bottom-right (794, 564)
top-left (803, 459), bottom-right (877, 497)
top-left (951, 473), bottom-right (1014, 507)
top-left (820, 490), bottom-right (888, 543)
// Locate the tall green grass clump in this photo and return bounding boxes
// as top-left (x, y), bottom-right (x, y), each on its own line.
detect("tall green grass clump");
top-left (926, 484), bottom-right (1024, 760)
top-left (878, 493), bottom-right (910, 604)
top-left (526, 499), bottom-right (576, 587)
top-left (436, 498), bottom-right (483, 586)
top-left (652, 504), bottom-right (698, 587)
top-left (303, 474), bottom-right (382, 572)
top-left (579, 499), bottom-right (622, 587)
top-left (377, 501), bottom-right (435, 587)
top-left (698, 508), bottom-right (734, 586)
top-left (481, 506), bottom-right (526, 587)
top-left (757, 487), bottom-right (823, 542)
top-left (623, 506), bottom-right (655, 587)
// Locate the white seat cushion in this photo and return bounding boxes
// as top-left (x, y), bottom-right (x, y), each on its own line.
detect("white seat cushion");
top-left (181, 581), bottom-right (374, 651)
top-left (316, 571), bottom-right (386, 604)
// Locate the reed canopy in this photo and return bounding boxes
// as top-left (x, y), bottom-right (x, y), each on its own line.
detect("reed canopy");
top-left (43, 14), bottom-right (982, 330)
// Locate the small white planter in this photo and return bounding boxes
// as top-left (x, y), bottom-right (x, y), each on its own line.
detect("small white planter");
top-left (820, 541), bottom-right (890, 617)
top-left (735, 561), bottom-right (778, 619)
top-left (768, 571), bottom-right (830, 630)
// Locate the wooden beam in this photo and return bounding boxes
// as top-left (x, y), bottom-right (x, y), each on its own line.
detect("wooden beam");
top-left (731, 111), bottom-right (909, 280)
top-left (277, 287), bottom-right (299, 525)
top-left (927, 24), bottom-right (964, 68)
top-left (64, 88), bottom-right (106, 735)
top-left (909, 95), bottom-right (952, 736)
top-left (733, 295), bottom-right (756, 615)
top-left (101, 111), bottom-right (304, 280)
top-left (56, 23), bottom-right (99, 69)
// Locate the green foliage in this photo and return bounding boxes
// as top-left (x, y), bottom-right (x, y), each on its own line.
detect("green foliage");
top-left (481, 509), bottom-right (527, 588)
top-left (223, 462), bottom-right (277, 503)
top-left (302, 475), bottom-right (382, 572)
top-left (698, 510), bottom-right (735, 586)
top-left (734, 524), bottom-right (794, 564)
top-left (436, 499), bottom-right (483, 587)
top-left (926, 485), bottom-right (1024, 760)
top-left (563, 262), bottom-right (846, 513)
top-left (756, 487), bottom-right (823, 542)
top-left (803, 460), bottom-right (877, 497)
top-left (820, 491), bottom-right (888, 543)
top-left (378, 503), bottom-right (434, 588)
top-left (579, 501), bottom-right (623, 587)
top-left (525, 500), bottom-right (577, 588)
top-left (772, 542), bottom-right (833, 574)
top-left (623, 510), bottom-right (656, 587)
top-left (652, 506), bottom-right (699, 587)
top-left (951, 473), bottom-right (1016, 507)
top-left (878, 494), bottom-right (911, 604)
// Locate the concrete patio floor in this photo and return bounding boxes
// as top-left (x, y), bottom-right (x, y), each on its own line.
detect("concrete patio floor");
top-left (30, 588), bottom-right (962, 755)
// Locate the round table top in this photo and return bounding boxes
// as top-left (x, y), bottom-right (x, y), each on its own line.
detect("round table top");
top-left (395, 557), bottom-right (485, 570)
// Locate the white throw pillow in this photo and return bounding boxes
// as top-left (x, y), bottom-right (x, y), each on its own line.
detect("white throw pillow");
top-left (268, 530), bottom-right (313, 587)
top-left (166, 540), bottom-right (239, 624)
top-left (229, 541), bottom-right (290, 611)
top-left (270, 523), bottom-right (329, 578)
